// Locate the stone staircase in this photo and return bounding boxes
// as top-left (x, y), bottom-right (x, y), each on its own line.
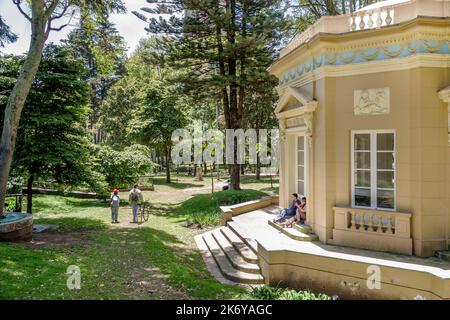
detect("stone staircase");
top-left (196, 205), bottom-right (319, 285)
top-left (197, 226), bottom-right (264, 285)
top-left (435, 244), bottom-right (450, 262)
top-left (268, 219), bottom-right (319, 241)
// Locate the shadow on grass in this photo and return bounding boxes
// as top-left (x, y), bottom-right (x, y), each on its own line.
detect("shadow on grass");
top-left (1, 215), bottom-right (244, 299)
top-left (99, 226), bottom-right (244, 298)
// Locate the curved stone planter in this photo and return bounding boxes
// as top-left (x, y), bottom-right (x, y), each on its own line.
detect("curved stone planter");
top-left (0, 213), bottom-right (33, 241)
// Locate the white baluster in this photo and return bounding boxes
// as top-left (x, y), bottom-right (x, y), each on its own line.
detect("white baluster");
top-left (390, 215), bottom-right (396, 234)
top-left (376, 10), bottom-right (382, 27)
top-left (350, 15), bottom-right (357, 31)
top-left (347, 211), bottom-right (353, 229)
top-left (368, 12), bottom-right (374, 28)
top-left (385, 9), bottom-right (393, 25)
top-left (359, 15), bottom-right (366, 30)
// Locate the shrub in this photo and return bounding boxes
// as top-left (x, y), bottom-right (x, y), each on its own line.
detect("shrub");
top-left (4, 197), bottom-right (17, 212)
top-left (93, 144), bottom-right (156, 189)
top-left (181, 189), bottom-right (266, 226)
top-left (241, 285), bottom-right (331, 300)
top-left (6, 176), bottom-right (24, 194)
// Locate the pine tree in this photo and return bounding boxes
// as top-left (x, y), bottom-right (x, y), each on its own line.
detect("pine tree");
top-left (134, 0), bottom-right (288, 190)
top-left (0, 16), bottom-right (17, 48)
top-left (64, 12), bottom-right (127, 143)
top-left (0, 45), bottom-right (103, 213)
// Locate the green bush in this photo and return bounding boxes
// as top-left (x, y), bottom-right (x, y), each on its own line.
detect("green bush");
top-left (6, 176), bottom-right (24, 194)
top-left (241, 285), bottom-right (331, 300)
top-left (4, 197), bottom-right (16, 212)
top-left (181, 189), bottom-right (267, 226)
top-left (93, 144), bottom-right (156, 189)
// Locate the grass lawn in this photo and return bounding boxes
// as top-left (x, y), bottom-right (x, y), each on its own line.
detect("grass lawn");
top-left (0, 174), bottom-right (278, 300)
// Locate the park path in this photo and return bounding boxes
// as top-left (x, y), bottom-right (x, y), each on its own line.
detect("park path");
top-left (112, 182), bottom-right (224, 229)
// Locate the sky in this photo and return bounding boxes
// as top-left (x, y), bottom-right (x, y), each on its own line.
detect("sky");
top-left (0, 0), bottom-right (150, 56)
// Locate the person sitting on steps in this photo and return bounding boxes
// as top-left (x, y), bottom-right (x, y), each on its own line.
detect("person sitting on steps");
top-left (273, 193), bottom-right (298, 223)
top-left (283, 196), bottom-right (306, 228)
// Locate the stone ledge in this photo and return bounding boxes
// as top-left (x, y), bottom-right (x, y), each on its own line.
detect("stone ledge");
top-left (220, 195), bottom-right (279, 226)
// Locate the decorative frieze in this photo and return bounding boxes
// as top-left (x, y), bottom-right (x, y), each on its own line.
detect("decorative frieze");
top-left (354, 87), bottom-right (390, 116)
top-left (279, 37), bottom-right (450, 85)
top-left (286, 117), bottom-right (305, 129)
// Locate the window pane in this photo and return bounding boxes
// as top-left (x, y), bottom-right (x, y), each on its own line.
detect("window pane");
top-left (355, 188), bottom-right (371, 207)
top-left (297, 151), bottom-right (304, 165)
top-left (377, 171), bottom-right (394, 189)
top-left (297, 165), bottom-right (304, 180)
top-left (377, 133), bottom-right (394, 151)
top-left (377, 189), bottom-right (395, 209)
top-left (297, 181), bottom-right (304, 196)
top-left (298, 136), bottom-right (304, 150)
top-left (355, 170), bottom-right (371, 187)
top-left (355, 152), bottom-right (371, 169)
top-left (377, 152), bottom-right (394, 170)
top-left (354, 134), bottom-right (370, 150)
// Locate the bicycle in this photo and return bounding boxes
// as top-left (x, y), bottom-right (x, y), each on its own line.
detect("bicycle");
top-left (137, 201), bottom-right (152, 224)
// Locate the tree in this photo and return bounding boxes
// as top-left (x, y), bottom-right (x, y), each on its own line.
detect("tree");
top-left (0, 45), bottom-right (103, 213)
top-left (134, 0), bottom-right (287, 190)
top-left (99, 39), bottom-right (158, 149)
top-left (0, 0), bottom-right (125, 215)
top-left (93, 144), bottom-right (155, 189)
top-left (289, 0), bottom-right (375, 31)
top-left (242, 76), bottom-right (278, 180)
top-left (0, 16), bottom-right (18, 48)
top-left (64, 12), bottom-right (127, 143)
top-left (130, 84), bottom-right (187, 183)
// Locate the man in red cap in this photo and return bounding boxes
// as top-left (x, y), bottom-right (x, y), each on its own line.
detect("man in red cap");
top-left (110, 188), bottom-right (120, 223)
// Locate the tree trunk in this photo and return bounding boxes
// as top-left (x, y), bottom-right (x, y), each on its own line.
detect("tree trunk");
top-left (256, 157), bottom-right (261, 181)
top-left (230, 164), bottom-right (240, 190)
top-left (203, 162), bottom-right (207, 175)
top-left (26, 175), bottom-right (34, 214)
top-left (0, 3), bottom-right (48, 215)
top-left (165, 146), bottom-right (171, 183)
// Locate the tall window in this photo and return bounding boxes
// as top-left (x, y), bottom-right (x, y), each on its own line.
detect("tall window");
top-left (352, 131), bottom-right (395, 210)
top-left (297, 136), bottom-right (306, 196)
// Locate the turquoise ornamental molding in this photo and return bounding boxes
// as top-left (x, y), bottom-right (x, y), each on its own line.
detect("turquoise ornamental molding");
top-left (279, 39), bottom-right (450, 85)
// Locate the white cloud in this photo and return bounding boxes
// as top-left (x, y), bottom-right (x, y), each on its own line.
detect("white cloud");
top-left (0, 0), bottom-right (151, 56)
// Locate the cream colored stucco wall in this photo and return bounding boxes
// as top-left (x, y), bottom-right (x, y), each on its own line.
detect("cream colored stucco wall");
top-left (288, 67), bottom-right (449, 256)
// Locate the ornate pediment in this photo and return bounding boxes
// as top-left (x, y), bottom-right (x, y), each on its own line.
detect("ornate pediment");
top-left (275, 86), bottom-right (317, 116)
top-left (276, 86), bottom-right (318, 147)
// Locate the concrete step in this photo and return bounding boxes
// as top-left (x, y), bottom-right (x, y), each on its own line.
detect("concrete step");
top-left (227, 221), bottom-right (258, 254)
top-left (262, 205), bottom-right (282, 215)
top-left (211, 229), bottom-right (260, 274)
top-left (202, 232), bottom-right (264, 284)
top-left (435, 251), bottom-right (450, 262)
top-left (268, 220), bottom-right (319, 242)
top-left (293, 223), bottom-right (313, 234)
top-left (220, 227), bottom-right (259, 264)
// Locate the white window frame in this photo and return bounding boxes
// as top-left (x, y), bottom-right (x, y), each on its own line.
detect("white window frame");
top-left (351, 130), bottom-right (396, 211)
top-left (296, 135), bottom-right (308, 198)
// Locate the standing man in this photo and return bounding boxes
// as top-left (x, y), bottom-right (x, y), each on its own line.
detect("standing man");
top-left (129, 184), bottom-right (144, 223)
